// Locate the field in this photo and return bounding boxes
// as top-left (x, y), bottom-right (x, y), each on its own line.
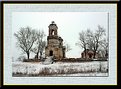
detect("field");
top-left (12, 61), bottom-right (108, 77)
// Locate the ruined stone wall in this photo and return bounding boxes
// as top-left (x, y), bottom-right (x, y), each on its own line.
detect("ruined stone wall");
top-left (45, 47), bottom-right (63, 60)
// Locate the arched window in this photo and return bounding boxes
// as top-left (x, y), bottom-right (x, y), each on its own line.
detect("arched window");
top-left (49, 29), bottom-right (57, 36)
top-left (51, 30), bottom-right (54, 35)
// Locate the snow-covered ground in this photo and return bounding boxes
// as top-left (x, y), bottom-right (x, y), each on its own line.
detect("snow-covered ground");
top-left (12, 61), bottom-right (108, 77)
top-left (51, 72), bottom-right (108, 76)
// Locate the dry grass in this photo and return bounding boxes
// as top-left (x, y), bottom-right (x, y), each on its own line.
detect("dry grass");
top-left (12, 61), bottom-right (108, 77)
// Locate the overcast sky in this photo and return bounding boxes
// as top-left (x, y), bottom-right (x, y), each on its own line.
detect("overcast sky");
top-left (12, 12), bottom-right (108, 60)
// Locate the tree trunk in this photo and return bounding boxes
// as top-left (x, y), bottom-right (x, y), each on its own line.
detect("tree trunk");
top-left (105, 50), bottom-right (108, 59)
top-left (36, 52), bottom-right (39, 59)
top-left (93, 50), bottom-right (96, 58)
top-left (27, 52), bottom-right (29, 59)
top-left (40, 51), bottom-right (42, 58)
top-left (84, 48), bottom-right (87, 59)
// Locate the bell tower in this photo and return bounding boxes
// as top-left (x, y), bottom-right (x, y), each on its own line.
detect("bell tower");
top-left (49, 21), bottom-right (58, 36)
top-left (45, 21), bottom-right (66, 60)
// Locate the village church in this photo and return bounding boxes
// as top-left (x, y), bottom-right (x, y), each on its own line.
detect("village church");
top-left (45, 21), bottom-right (66, 60)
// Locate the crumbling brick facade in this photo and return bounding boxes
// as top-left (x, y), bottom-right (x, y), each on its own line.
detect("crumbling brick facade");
top-left (81, 49), bottom-right (99, 59)
top-left (45, 21), bottom-right (66, 60)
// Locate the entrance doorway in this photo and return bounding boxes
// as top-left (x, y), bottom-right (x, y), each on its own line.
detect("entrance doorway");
top-left (89, 54), bottom-right (92, 58)
top-left (49, 50), bottom-right (53, 56)
top-left (88, 53), bottom-right (92, 58)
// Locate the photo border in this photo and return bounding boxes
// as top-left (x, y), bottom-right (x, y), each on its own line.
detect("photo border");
top-left (1, 1), bottom-right (118, 86)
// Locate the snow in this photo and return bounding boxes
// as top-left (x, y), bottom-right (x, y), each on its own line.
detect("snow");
top-left (12, 61), bottom-right (108, 76)
top-left (42, 56), bottom-right (54, 65)
top-left (51, 72), bottom-right (108, 76)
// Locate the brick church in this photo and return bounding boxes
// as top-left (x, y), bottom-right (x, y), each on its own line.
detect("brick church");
top-left (45, 21), bottom-right (66, 60)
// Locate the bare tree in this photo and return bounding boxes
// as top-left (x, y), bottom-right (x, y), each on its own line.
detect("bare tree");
top-left (77, 25), bottom-right (106, 59)
top-left (76, 31), bottom-right (88, 58)
top-left (86, 29), bottom-right (94, 50)
top-left (100, 38), bottom-right (108, 58)
top-left (65, 43), bottom-right (72, 52)
top-left (14, 27), bottom-right (37, 59)
top-left (31, 30), bottom-right (46, 59)
top-left (87, 25), bottom-right (106, 58)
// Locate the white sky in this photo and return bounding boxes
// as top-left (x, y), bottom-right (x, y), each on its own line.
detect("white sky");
top-left (12, 12), bottom-right (108, 59)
